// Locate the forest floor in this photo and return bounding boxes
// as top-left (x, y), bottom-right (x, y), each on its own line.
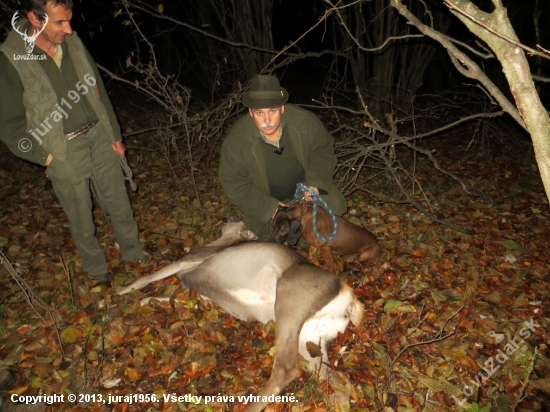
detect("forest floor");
top-left (0, 101), bottom-right (549, 412)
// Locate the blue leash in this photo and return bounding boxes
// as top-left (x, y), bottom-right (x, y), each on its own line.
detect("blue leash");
top-left (295, 183), bottom-right (338, 242)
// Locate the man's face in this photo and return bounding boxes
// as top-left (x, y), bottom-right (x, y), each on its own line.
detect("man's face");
top-left (29, 2), bottom-right (73, 47)
top-left (249, 106), bottom-right (285, 138)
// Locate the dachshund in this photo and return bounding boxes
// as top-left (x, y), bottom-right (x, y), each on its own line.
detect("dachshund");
top-left (271, 202), bottom-right (381, 274)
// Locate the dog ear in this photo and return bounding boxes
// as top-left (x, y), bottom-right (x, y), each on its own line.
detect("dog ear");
top-left (286, 218), bottom-right (303, 246)
top-left (270, 210), bottom-right (289, 243)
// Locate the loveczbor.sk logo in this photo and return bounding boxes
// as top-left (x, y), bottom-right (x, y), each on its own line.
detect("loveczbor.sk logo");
top-left (11, 11), bottom-right (49, 56)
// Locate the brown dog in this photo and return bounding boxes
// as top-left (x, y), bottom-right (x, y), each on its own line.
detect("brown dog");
top-left (271, 202), bottom-right (381, 274)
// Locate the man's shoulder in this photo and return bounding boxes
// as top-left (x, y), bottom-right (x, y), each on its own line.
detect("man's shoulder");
top-left (1, 27), bottom-right (24, 54)
top-left (284, 103), bottom-right (321, 127)
top-left (225, 113), bottom-right (255, 141)
top-left (0, 51), bottom-right (23, 87)
top-left (65, 31), bottom-right (91, 58)
top-left (65, 31), bottom-right (84, 46)
top-left (0, 51), bottom-right (11, 69)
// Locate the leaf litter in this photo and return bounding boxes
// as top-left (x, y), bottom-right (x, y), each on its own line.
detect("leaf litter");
top-left (0, 124), bottom-right (549, 412)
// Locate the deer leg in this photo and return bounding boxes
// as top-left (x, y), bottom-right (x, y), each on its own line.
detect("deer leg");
top-left (243, 264), bottom-right (342, 411)
top-left (117, 260), bottom-right (203, 294)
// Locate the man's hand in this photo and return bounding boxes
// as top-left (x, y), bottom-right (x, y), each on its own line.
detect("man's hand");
top-left (272, 201), bottom-right (288, 219)
top-left (304, 186), bottom-right (319, 202)
top-left (111, 141), bottom-right (125, 158)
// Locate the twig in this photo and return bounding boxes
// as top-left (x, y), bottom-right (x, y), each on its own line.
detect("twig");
top-left (122, 122), bottom-right (185, 138)
top-left (309, 99), bottom-right (505, 145)
top-left (437, 304), bottom-right (464, 339)
top-left (511, 348), bottom-right (538, 411)
top-left (0, 250), bottom-right (65, 359)
top-left (322, 0), bottom-right (425, 53)
top-left (389, 304), bottom-right (464, 370)
top-left (532, 74), bottom-right (550, 83)
top-left (61, 256), bottom-right (77, 317)
top-left (360, 94), bottom-right (477, 235)
top-left (399, 139), bottom-right (493, 203)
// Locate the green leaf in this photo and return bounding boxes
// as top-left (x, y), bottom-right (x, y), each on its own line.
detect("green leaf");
top-left (503, 239), bottom-right (521, 250)
top-left (384, 299), bottom-right (402, 312)
top-left (466, 402), bottom-right (480, 412)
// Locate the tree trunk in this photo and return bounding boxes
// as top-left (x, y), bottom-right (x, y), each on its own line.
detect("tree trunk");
top-left (391, 0), bottom-right (550, 202)
top-left (447, 0), bottom-right (550, 202)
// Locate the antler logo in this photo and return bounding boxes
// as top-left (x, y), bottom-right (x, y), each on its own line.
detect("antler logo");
top-left (11, 11), bottom-right (49, 54)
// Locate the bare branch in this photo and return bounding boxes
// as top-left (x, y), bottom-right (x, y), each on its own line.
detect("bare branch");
top-left (443, 0), bottom-right (550, 59)
top-left (389, 305), bottom-right (464, 370)
top-left (122, 0), bottom-right (278, 56)
top-left (448, 37), bottom-right (494, 58)
top-left (399, 139), bottom-right (492, 203)
top-left (0, 251), bottom-right (65, 359)
top-left (322, 0), bottom-right (424, 53)
top-left (97, 64), bottom-right (170, 111)
top-left (309, 99), bottom-right (505, 144)
top-left (390, 0), bottom-right (526, 130)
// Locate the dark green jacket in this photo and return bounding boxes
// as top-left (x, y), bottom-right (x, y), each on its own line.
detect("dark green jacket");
top-left (219, 103), bottom-right (346, 224)
top-left (0, 23), bottom-right (121, 165)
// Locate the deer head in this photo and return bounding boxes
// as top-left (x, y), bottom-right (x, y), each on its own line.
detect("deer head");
top-left (11, 11), bottom-right (49, 54)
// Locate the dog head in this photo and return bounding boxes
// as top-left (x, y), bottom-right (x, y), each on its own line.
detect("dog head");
top-left (270, 205), bottom-right (303, 245)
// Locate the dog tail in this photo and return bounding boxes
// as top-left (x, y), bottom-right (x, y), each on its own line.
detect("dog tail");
top-left (117, 260), bottom-right (202, 295)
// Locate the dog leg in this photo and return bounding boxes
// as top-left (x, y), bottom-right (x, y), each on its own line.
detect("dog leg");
top-left (319, 243), bottom-right (339, 274)
top-left (308, 245), bottom-right (318, 263)
top-left (358, 242), bottom-right (382, 263)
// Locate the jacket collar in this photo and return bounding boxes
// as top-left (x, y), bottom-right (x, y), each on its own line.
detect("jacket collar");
top-left (2, 19), bottom-right (45, 55)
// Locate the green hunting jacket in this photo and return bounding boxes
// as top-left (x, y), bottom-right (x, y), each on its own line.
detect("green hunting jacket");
top-left (0, 22), bottom-right (121, 165)
top-left (219, 103), bottom-right (346, 225)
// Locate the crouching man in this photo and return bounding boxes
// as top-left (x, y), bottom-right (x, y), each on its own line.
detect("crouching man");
top-left (219, 74), bottom-right (347, 240)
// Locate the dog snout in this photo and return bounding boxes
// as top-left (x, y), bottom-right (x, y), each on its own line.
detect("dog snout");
top-left (270, 221), bottom-right (290, 243)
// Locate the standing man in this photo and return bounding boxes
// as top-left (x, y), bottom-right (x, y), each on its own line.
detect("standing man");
top-left (0, 0), bottom-right (147, 285)
top-left (219, 75), bottom-right (347, 240)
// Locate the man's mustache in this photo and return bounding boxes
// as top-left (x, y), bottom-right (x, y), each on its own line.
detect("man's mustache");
top-left (260, 122), bottom-right (277, 128)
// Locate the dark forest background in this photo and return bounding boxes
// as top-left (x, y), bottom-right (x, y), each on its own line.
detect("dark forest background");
top-left (1, 2), bottom-right (550, 411)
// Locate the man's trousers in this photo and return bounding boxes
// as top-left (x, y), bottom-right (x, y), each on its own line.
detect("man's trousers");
top-left (45, 122), bottom-right (143, 277)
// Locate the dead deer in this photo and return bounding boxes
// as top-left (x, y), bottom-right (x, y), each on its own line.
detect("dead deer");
top-left (117, 222), bottom-right (363, 412)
